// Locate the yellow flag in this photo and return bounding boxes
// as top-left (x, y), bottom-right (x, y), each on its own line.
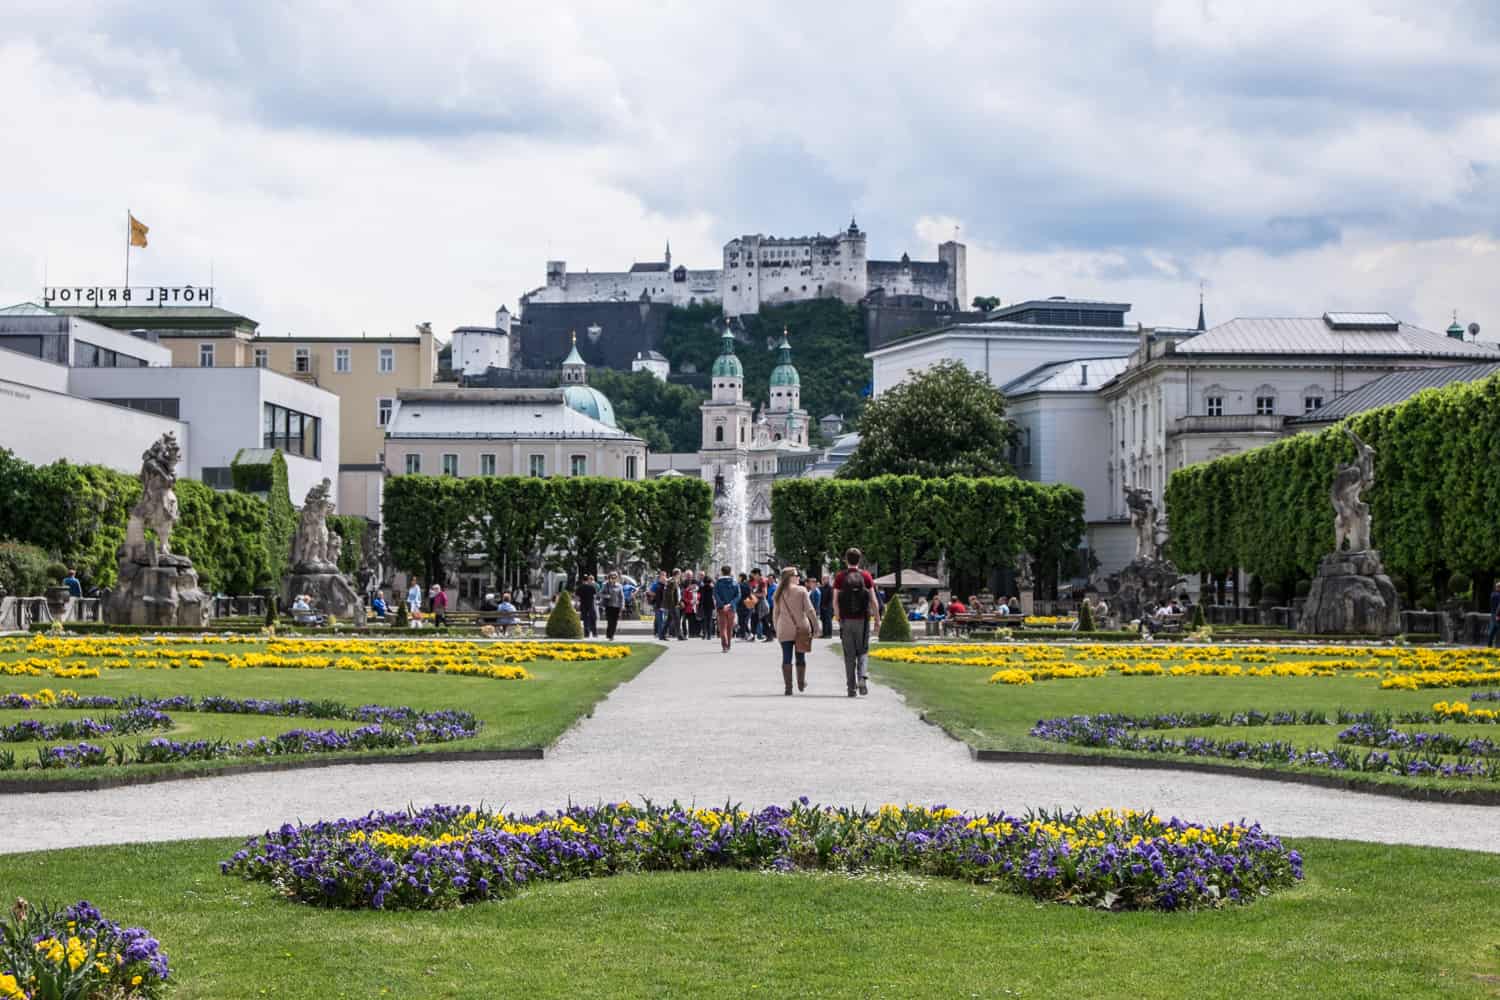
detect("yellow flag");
top-left (129, 214), bottom-right (149, 248)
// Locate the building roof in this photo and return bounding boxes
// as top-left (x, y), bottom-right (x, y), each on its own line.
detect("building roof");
top-left (1002, 356), bottom-right (1130, 395)
top-left (629, 261), bottom-right (669, 273)
top-left (562, 340), bottom-right (586, 366)
top-left (634, 350), bottom-right (668, 362)
top-left (867, 259), bottom-right (949, 283)
top-left (868, 320), bottom-right (1140, 357)
top-left (563, 384), bottom-right (617, 428)
top-left (1176, 315), bottom-right (1498, 358)
top-left (387, 390), bottom-right (640, 441)
top-left (711, 329), bottom-right (743, 378)
top-left (0, 302), bottom-right (56, 316)
top-left (991, 298), bottom-right (1131, 319)
top-left (1289, 362), bottom-right (1500, 425)
top-left (53, 305), bottom-right (254, 323)
top-left (769, 331), bottom-right (799, 387)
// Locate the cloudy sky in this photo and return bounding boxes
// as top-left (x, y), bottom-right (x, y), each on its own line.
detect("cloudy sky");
top-left (3, 1), bottom-right (1498, 341)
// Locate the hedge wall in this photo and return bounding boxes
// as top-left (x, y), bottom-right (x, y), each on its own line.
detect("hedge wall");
top-left (382, 475), bottom-right (713, 586)
top-left (1164, 371), bottom-right (1500, 606)
top-left (770, 475), bottom-right (1086, 596)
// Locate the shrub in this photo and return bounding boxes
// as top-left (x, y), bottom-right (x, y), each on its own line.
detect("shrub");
top-left (0, 542), bottom-right (53, 596)
top-left (546, 594), bottom-right (583, 638)
top-left (1077, 600), bottom-right (1096, 632)
top-left (878, 594), bottom-right (912, 642)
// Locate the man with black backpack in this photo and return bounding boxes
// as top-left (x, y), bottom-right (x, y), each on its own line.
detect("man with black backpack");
top-left (833, 547), bottom-right (881, 697)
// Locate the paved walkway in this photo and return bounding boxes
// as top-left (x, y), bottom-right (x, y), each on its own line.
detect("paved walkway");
top-left (3, 638), bottom-right (1498, 853)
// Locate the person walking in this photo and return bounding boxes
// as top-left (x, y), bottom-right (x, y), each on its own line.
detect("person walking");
top-left (681, 572), bottom-right (699, 639)
top-left (834, 547), bottom-right (880, 697)
top-left (818, 575), bottom-right (835, 638)
top-left (1489, 581), bottom-right (1500, 648)
top-left (736, 573), bottom-right (752, 640)
top-left (650, 570), bottom-right (668, 640)
top-left (575, 574), bottom-right (599, 638)
top-left (699, 572), bottom-right (716, 640)
top-left (663, 570), bottom-right (682, 641)
top-left (772, 566), bottom-right (819, 695)
top-left (431, 584), bottom-right (449, 629)
top-left (602, 572), bottom-right (626, 640)
top-left (713, 565), bottom-right (740, 653)
top-left (406, 580), bottom-right (422, 616)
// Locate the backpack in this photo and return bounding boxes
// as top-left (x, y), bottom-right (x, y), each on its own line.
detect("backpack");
top-left (837, 569), bottom-right (868, 619)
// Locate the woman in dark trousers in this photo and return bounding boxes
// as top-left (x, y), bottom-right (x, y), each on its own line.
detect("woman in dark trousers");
top-left (574, 574), bottom-right (599, 638)
top-left (601, 572), bottom-right (625, 640)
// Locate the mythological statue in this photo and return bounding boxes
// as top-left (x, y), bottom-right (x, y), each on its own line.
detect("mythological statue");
top-left (123, 433), bottom-right (184, 567)
top-left (1123, 485), bottom-right (1159, 562)
top-left (291, 478), bottom-right (339, 574)
top-left (1332, 426), bottom-right (1375, 553)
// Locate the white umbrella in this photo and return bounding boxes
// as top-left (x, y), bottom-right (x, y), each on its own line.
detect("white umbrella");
top-left (872, 569), bottom-right (943, 588)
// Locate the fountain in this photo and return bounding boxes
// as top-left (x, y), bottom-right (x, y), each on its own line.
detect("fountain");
top-left (712, 464), bottom-right (751, 572)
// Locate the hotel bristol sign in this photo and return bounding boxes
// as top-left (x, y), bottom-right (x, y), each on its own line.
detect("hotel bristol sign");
top-left (43, 285), bottom-right (215, 307)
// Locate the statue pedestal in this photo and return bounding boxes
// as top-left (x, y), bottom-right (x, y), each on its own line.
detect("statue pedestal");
top-left (1110, 559), bottom-right (1183, 622)
top-left (106, 558), bottom-right (211, 627)
top-left (285, 563), bottom-right (366, 624)
top-left (1297, 549), bottom-right (1400, 636)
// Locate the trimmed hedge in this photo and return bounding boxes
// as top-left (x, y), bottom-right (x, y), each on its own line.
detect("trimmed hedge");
top-left (878, 594), bottom-right (913, 642)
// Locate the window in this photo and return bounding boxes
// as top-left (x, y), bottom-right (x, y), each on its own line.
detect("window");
top-left (294, 348), bottom-right (311, 374)
top-left (254, 348), bottom-right (268, 368)
top-left (262, 403), bottom-right (322, 459)
top-left (480, 453), bottom-right (496, 477)
top-left (377, 397), bottom-right (393, 427)
top-left (1021, 427), bottom-right (1033, 468)
top-left (570, 455), bottom-right (587, 477)
top-left (1304, 396), bottom-right (1324, 414)
top-left (715, 426), bottom-right (724, 443)
top-left (335, 348), bottom-right (351, 373)
top-left (626, 455), bottom-right (638, 480)
top-left (442, 453), bottom-right (459, 477)
top-left (404, 453), bottom-right (421, 474)
top-left (199, 343), bottom-right (215, 368)
top-left (379, 347), bottom-right (394, 374)
top-left (100, 397), bottom-right (180, 418)
top-left (1255, 396), bottom-right (1276, 416)
top-left (528, 454), bottom-right (546, 478)
top-left (1206, 395), bottom-right (1223, 417)
top-left (201, 467), bottom-right (234, 489)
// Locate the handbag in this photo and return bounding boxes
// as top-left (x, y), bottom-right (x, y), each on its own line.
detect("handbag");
top-left (794, 624), bottom-right (813, 653)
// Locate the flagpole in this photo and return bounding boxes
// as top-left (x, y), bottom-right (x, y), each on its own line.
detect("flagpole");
top-left (124, 209), bottom-right (131, 289)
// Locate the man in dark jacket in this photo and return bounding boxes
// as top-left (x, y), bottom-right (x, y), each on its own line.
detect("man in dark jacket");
top-left (818, 575), bottom-right (835, 638)
top-left (1489, 581), bottom-right (1500, 647)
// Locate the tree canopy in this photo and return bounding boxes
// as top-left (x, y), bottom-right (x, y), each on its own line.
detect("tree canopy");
top-left (587, 368), bottom-right (705, 453)
top-left (838, 360), bottom-right (1019, 479)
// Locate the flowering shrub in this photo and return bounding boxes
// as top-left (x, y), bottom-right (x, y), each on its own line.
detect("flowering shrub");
top-left (0, 898), bottom-right (169, 999)
top-left (1030, 707), bottom-right (1498, 781)
top-left (0, 692), bottom-right (481, 771)
top-left (221, 800), bottom-right (1303, 914)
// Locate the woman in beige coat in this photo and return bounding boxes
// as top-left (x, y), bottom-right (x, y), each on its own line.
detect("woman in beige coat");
top-left (772, 566), bottom-right (820, 695)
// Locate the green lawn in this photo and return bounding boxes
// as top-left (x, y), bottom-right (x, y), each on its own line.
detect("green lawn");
top-left (868, 646), bottom-right (1499, 793)
top-left (0, 643), bottom-right (661, 784)
top-left (0, 837), bottom-right (1496, 998)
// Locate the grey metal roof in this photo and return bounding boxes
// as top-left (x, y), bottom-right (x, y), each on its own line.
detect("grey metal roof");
top-left (1323, 311), bottom-right (1398, 330)
top-left (1002, 356), bottom-right (1129, 395)
top-left (387, 393), bottom-right (640, 441)
top-left (1176, 316), bottom-right (1499, 358)
top-left (867, 320), bottom-right (1139, 356)
top-left (991, 298), bottom-right (1131, 318)
top-left (1289, 362), bottom-right (1500, 424)
top-left (629, 261), bottom-right (669, 273)
top-left (0, 302), bottom-right (56, 315)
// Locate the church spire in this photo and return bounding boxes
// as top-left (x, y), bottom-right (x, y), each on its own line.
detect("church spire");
top-left (1196, 280), bottom-right (1207, 332)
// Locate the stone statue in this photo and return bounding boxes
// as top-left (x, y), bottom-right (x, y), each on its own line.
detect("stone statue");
top-left (106, 432), bottom-right (210, 626)
top-left (122, 434), bottom-right (186, 567)
top-left (1332, 426), bottom-right (1375, 553)
top-left (1014, 552), bottom-right (1034, 593)
top-left (283, 478), bottom-right (364, 623)
top-left (291, 479), bottom-right (340, 574)
top-left (1152, 513), bottom-right (1170, 563)
top-left (1123, 485), bottom-right (1158, 561)
top-left (1300, 426), bottom-right (1398, 635)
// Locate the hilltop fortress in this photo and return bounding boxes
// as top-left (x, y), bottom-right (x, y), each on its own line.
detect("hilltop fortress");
top-left (524, 219), bottom-right (967, 316)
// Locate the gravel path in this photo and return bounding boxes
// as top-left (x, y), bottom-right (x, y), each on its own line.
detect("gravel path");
top-left (3, 637), bottom-right (1497, 853)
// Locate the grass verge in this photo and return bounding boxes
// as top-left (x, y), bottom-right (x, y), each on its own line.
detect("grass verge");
top-left (0, 837), bottom-right (1496, 998)
top-left (0, 643), bottom-right (661, 785)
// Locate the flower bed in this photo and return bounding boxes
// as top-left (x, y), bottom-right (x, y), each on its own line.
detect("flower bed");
top-left (871, 642), bottom-right (1500, 689)
top-left (221, 800), bottom-right (1303, 914)
top-left (1030, 700), bottom-right (1500, 781)
top-left (0, 898), bottom-right (169, 999)
top-left (0, 636), bottom-right (632, 681)
top-left (0, 690), bottom-right (481, 771)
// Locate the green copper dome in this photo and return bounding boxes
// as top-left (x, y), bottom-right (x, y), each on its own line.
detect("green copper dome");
top-left (769, 329), bottom-right (799, 387)
top-left (563, 385), bottom-right (617, 427)
top-left (711, 326), bottom-right (743, 379)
